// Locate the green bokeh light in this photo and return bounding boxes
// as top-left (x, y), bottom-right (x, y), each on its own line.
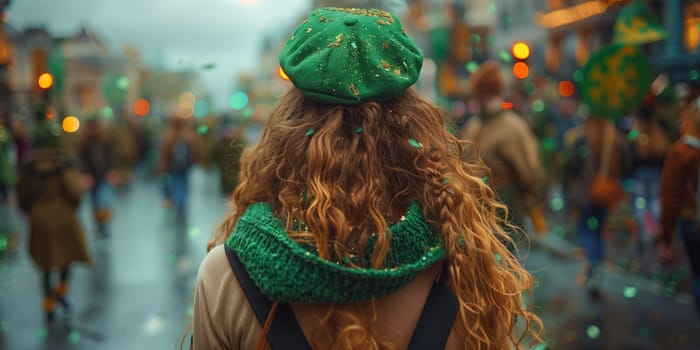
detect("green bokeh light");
top-left (551, 197), bottom-right (565, 212)
top-left (635, 197), bottom-right (647, 210)
top-left (623, 286), bottom-right (638, 298)
top-left (532, 99), bottom-right (545, 113)
top-left (587, 325), bottom-right (601, 339)
top-left (101, 106), bottom-right (114, 119)
top-left (499, 49), bottom-right (511, 63)
top-left (229, 91), bottom-right (249, 110)
top-left (194, 100), bottom-right (209, 118)
top-left (524, 81), bottom-right (537, 95)
top-left (69, 330), bottom-right (80, 344)
top-left (116, 76), bottom-right (129, 90)
top-left (587, 217), bottom-right (599, 230)
top-left (466, 61), bottom-right (480, 73)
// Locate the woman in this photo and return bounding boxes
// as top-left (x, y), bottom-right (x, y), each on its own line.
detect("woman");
top-left (16, 117), bottom-right (92, 322)
top-left (658, 96), bottom-right (700, 317)
top-left (192, 7), bottom-right (542, 349)
top-left (79, 116), bottom-right (118, 238)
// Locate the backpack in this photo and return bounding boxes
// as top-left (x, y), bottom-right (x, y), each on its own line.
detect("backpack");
top-left (170, 139), bottom-right (192, 172)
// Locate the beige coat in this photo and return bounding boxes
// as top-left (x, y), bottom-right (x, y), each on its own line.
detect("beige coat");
top-left (460, 109), bottom-right (543, 224)
top-left (16, 150), bottom-right (92, 269)
top-left (193, 245), bottom-right (463, 349)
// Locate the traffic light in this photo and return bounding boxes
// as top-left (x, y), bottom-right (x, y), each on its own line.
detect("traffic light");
top-left (511, 42), bottom-right (530, 80)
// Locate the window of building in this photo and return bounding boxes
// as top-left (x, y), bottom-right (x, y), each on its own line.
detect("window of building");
top-left (686, 1), bottom-right (700, 53)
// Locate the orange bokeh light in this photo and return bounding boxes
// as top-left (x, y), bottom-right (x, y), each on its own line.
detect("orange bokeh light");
top-left (513, 62), bottom-right (529, 79)
top-left (62, 116), bottom-right (80, 133)
top-left (512, 42), bottom-right (530, 60)
top-left (502, 101), bottom-right (514, 110)
top-left (38, 73), bottom-right (54, 89)
top-left (558, 80), bottom-right (576, 97)
top-left (134, 98), bottom-right (151, 117)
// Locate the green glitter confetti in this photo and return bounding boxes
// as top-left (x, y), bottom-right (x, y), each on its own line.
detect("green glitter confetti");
top-left (532, 100), bottom-right (545, 113)
top-left (408, 138), bottom-right (422, 148)
top-left (188, 227), bottom-right (200, 239)
top-left (196, 125), bottom-right (208, 135)
top-left (502, 16), bottom-right (512, 28)
top-left (533, 343), bottom-right (549, 350)
top-left (305, 129), bottom-right (315, 137)
top-left (553, 226), bottom-right (566, 239)
top-left (628, 129), bottom-right (640, 141)
top-left (495, 253), bottom-right (502, 262)
top-left (586, 325), bottom-right (600, 339)
top-left (573, 70), bottom-right (584, 82)
top-left (623, 286), bottom-right (638, 298)
top-left (551, 197), bottom-right (565, 212)
top-left (69, 329), bottom-right (80, 344)
top-left (690, 70), bottom-right (699, 80)
top-left (635, 197), bottom-right (647, 210)
top-left (472, 34), bottom-right (481, 43)
top-left (242, 107), bottom-right (254, 118)
top-left (587, 217), bottom-right (599, 230)
top-left (541, 137), bottom-right (555, 151)
top-left (355, 127), bottom-right (363, 134)
top-left (524, 81), bottom-right (537, 95)
top-left (639, 327), bottom-right (651, 337)
top-left (488, 1), bottom-right (497, 12)
top-left (466, 61), bottom-right (480, 73)
top-left (0, 236), bottom-right (6, 251)
top-left (441, 178), bottom-right (449, 185)
top-left (577, 145), bottom-right (589, 158)
top-left (499, 49), bottom-right (511, 63)
top-left (102, 106), bottom-right (114, 119)
top-left (37, 327), bottom-right (47, 340)
top-left (116, 76), bottom-right (129, 90)
top-left (481, 176), bottom-right (489, 184)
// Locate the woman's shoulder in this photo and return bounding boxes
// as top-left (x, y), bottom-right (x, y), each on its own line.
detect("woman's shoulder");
top-left (197, 245), bottom-right (232, 284)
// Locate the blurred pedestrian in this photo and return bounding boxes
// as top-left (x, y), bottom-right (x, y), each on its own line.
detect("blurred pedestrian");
top-left (0, 117), bottom-right (14, 204)
top-left (11, 119), bottom-right (31, 172)
top-left (15, 116), bottom-right (91, 323)
top-left (157, 114), bottom-right (199, 213)
top-left (191, 7), bottom-right (541, 349)
top-left (213, 117), bottom-right (246, 196)
top-left (628, 93), bottom-right (672, 250)
top-left (459, 60), bottom-right (545, 233)
top-left (658, 96), bottom-right (700, 318)
top-left (565, 116), bottom-right (632, 297)
top-left (79, 116), bottom-right (118, 238)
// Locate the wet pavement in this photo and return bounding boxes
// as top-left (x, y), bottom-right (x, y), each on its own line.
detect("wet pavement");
top-left (0, 167), bottom-right (699, 349)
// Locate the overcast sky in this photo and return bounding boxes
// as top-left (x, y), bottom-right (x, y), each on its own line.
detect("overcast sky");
top-left (7, 0), bottom-right (313, 111)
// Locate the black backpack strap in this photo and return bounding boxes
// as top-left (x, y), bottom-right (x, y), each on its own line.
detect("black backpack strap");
top-left (407, 265), bottom-right (459, 350)
top-left (224, 245), bottom-right (312, 350)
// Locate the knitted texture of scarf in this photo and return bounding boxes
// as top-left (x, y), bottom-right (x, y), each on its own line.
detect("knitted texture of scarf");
top-left (226, 202), bottom-right (445, 303)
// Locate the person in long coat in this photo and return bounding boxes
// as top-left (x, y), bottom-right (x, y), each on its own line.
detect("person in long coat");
top-left (16, 119), bottom-right (92, 322)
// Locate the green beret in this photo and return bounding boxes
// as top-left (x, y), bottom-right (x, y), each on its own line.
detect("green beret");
top-left (279, 7), bottom-right (424, 105)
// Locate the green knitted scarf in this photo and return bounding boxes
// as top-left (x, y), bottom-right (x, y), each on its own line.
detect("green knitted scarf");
top-left (226, 202), bottom-right (445, 303)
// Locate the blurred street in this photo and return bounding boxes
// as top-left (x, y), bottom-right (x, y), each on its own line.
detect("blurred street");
top-left (0, 167), bottom-right (698, 350)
